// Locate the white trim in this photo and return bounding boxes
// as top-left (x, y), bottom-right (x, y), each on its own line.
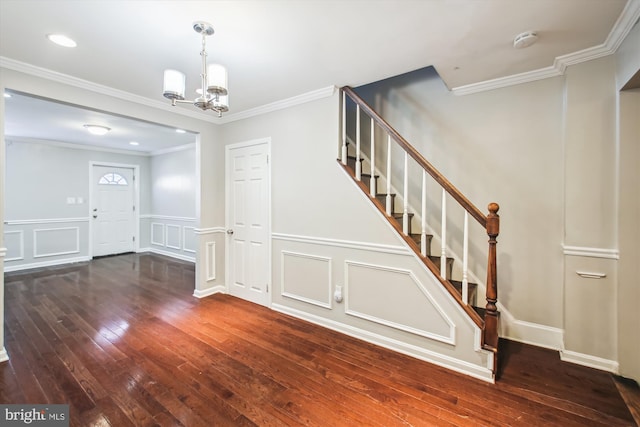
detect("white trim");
top-left (272, 233), bottom-right (410, 256)
top-left (183, 226), bottom-right (196, 253)
top-left (280, 250), bottom-right (333, 309)
top-left (219, 86), bottom-right (337, 124)
top-left (165, 224), bottom-right (181, 250)
top-left (193, 285), bottom-right (226, 299)
top-left (3, 230), bottom-right (24, 261)
top-left (194, 227), bottom-right (225, 235)
top-left (139, 215), bottom-right (196, 222)
top-left (344, 260), bottom-right (456, 345)
top-left (272, 303), bottom-right (494, 383)
top-left (33, 227), bottom-right (80, 258)
top-left (150, 142), bottom-right (196, 157)
top-left (560, 350), bottom-right (619, 373)
top-left (1, 56), bottom-right (336, 124)
top-left (0, 247), bottom-right (6, 258)
top-left (206, 241), bottom-right (216, 281)
top-left (563, 245), bottom-right (620, 259)
top-left (4, 256), bottom-right (90, 273)
top-left (7, 136), bottom-right (150, 157)
top-left (145, 247), bottom-right (195, 263)
top-left (500, 318), bottom-right (565, 350)
top-left (0, 347), bottom-right (8, 363)
top-left (452, 0), bottom-right (640, 95)
top-left (0, 56), bottom-right (213, 122)
top-left (150, 223), bottom-right (165, 246)
top-left (5, 217), bottom-right (90, 225)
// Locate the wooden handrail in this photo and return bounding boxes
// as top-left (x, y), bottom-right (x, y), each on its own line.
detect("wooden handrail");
top-left (341, 86), bottom-right (500, 355)
top-left (342, 86), bottom-right (487, 227)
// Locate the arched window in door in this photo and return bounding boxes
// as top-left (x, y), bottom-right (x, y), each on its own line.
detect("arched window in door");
top-left (98, 172), bottom-right (128, 186)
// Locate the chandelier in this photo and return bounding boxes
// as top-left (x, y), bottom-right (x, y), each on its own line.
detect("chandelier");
top-left (163, 21), bottom-right (229, 117)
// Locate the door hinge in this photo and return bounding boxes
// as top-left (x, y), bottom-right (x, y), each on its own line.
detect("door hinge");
top-left (133, 205), bottom-right (136, 211)
top-left (266, 284), bottom-right (269, 293)
top-left (132, 236), bottom-right (135, 242)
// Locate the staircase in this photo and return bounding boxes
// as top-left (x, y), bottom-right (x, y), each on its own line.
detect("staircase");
top-left (339, 86), bottom-right (500, 365)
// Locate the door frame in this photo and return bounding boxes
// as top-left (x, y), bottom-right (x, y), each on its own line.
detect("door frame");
top-left (225, 137), bottom-right (272, 306)
top-left (89, 161), bottom-right (140, 258)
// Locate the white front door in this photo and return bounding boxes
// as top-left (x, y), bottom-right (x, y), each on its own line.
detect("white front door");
top-left (91, 165), bottom-right (135, 257)
top-left (226, 139), bottom-right (271, 307)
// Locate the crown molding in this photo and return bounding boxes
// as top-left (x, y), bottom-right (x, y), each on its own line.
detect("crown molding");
top-left (217, 85), bottom-right (337, 124)
top-left (0, 56), bottom-right (213, 122)
top-left (1, 56), bottom-right (337, 125)
top-left (6, 136), bottom-right (151, 156)
top-left (150, 142), bottom-right (196, 157)
top-left (452, 0), bottom-right (640, 95)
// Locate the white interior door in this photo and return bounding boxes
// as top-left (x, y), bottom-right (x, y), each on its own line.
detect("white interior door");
top-left (226, 140), bottom-right (271, 307)
top-left (92, 165), bottom-right (135, 257)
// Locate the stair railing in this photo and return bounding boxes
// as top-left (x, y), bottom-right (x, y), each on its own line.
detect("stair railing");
top-left (340, 86), bottom-right (500, 352)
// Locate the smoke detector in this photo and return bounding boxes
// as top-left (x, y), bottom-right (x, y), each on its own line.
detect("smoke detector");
top-left (513, 31), bottom-right (538, 49)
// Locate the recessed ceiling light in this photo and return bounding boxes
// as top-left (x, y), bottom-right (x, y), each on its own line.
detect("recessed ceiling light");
top-left (47, 34), bottom-right (77, 48)
top-left (175, 129), bottom-right (186, 134)
top-left (83, 124), bottom-right (111, 136)
top-left (129, 141), bottom-right (139, 146)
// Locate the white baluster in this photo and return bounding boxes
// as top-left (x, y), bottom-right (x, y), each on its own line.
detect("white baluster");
top-left (355, 105), bottom-right (361, 181)
top-left (462, 211), bottom-right (469, 304)
top-left (370, 118), bottom-right (376, 197)
top-left (386, 135), bottom-right (392, 216)
top-left (403, 152), bottom-right (409, 235)
top-left (341, 91), bottom-right (347, 165)
top-left (440, 189), bottom-right (447, 279)
top-left (421, 170), bottom-right (427, 257)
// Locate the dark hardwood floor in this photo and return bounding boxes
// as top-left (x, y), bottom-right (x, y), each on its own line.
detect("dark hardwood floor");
top-left (1, 253), bottom-right (637, 426)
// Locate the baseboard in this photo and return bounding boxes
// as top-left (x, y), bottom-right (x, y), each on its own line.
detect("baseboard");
top-left (272, 303), bottom-right (495, 383)
top-left (560, 349), bottom-right (619, 373)
top-left (0, 347), bottom-right (8, 363)
top-left (142, 247), bottom-right (195, 263)
top-left (3, 256), bottom-right (91, 273)
top-left (193, 285), bottom-right (226, 299)
top-left (501, 318), bottom-right (564, 350)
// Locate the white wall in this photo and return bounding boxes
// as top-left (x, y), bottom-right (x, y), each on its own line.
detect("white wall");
top-left (0, 66), bottom-right (222, 362)
top-left (220, 93), bottom-right (495, 381)
top-left (144, 145), bottom-right (197, 261)
top-left (4, 139), bottom-right (151, 270)
top-left (354, 69), bottom-right (566, 342)
top-left (615, 20), bottom-right (640, 382)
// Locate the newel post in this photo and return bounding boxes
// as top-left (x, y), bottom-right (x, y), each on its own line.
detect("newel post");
top-left (484, 202), bottom-right (500, 352)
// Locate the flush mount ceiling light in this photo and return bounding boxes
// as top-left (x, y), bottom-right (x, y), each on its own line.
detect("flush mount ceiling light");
top-left (163, 21), bottom-right (229, 118)
top-left (47, 34), bottom-right (77, 48)
top-left (513, 31), bottom-right (538, 49)
top-left (83, 124), bottom-right (111, 136)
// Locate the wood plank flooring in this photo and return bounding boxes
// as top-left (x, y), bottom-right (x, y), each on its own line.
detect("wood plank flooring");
top-left (1, 253), bottom-right (637, 426)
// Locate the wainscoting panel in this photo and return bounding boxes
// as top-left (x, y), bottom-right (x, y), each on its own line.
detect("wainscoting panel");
top-left (33, 227), bottom-right (80, 258)
top-left (345, 260), bottom-right (456, 345)
top-left (183, 227), bottom-right (196, 253)
top-left (151, 223), bottom-right (165, 246)
top-left (206, 241), bottom-right (216, 282)
top-left (166, 224), bottom-right (181, 250)
top-left (281, 250), bottom-right (332, 309)
top-left (4, 230), bottom-right (24, 261)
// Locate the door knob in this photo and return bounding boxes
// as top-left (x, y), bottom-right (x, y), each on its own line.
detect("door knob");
top-left (226, 229), bottom-right (234, 235)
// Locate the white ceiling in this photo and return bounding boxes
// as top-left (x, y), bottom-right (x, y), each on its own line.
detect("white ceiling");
top-left (0, 0), bottom-right (637, 153)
